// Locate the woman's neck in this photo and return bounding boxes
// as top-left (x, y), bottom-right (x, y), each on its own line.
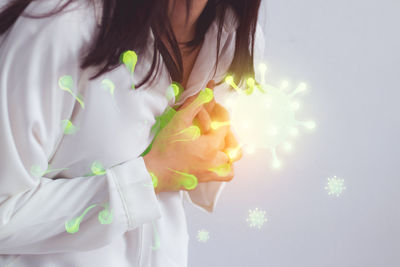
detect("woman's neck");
top-left (168, 0), bottom-right (208, 43)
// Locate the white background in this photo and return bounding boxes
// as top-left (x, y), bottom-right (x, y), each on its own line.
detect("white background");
top-left (184, 0), bottom-right (400, 266)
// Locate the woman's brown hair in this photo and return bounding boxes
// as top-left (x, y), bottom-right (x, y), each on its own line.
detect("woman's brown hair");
top-left (0, 0), bottom-right (261, 89)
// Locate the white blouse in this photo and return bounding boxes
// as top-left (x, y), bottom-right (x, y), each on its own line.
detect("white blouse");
top-left (0, 0), bottom-right (264, 266)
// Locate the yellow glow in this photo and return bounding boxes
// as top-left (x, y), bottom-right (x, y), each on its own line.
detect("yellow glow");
top-left (225, 75), bottom-right (240, 91)
top-left (208, 163), bottom-right (231, 177)
top-left (149, 172), bottom-right (158, 188)
top-left (226, 145), bottom-right (242, 162)
top-left (170, 125), bottom-right (201, 143)
top-left (210, 121), bottom-right (231, 130)
top-left (168, 168), bottom-right (198, 190)
top-left (247, 78), bottom-right (255, 87)
top-left (222, 62), bottom-right (315, 169)
top-left (225, 75), bottom-right (234, 84)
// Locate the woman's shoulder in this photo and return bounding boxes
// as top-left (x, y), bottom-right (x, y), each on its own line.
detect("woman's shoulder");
top-left (19, 0), bottom-right (99, 44)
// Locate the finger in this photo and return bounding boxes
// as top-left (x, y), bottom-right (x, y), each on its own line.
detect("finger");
top-left (192, 125), bottom-right (229, 159)
top-left (178, 80), bottom-right (216, 112)
top-left (198, 163), bottom-right (235, 183)
top-left (203, 81), bottom-right (216, 114)
top-left (177, 94), bottom-right (197, 111)
top-left (178, 88), bottom-right (213, 126)
top-left (224, 131), bottom-right (243, 162)
top-left (194, 108), bottom-right (212, 133)
top-left (210, 103), bottom-right (230, 122)
top-left (210, 150), bottom-right (230, 166)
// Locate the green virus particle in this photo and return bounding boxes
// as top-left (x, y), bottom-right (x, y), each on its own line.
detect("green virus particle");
top-left (65, 204), bottom-right (98, 234)
top-left (196, 229), bottom-right (210, 243)
top-left (208, 163), bottom-right (231, 177)
top-left (168, 125), bottom-right (201, 143)
top-left (325, 176), bottom-right (346, 197)
top-left (210, 120), bottom-right (231, 130)
top-left (91, 161), bottom-right (106, 175)
top-left (84, 161), bottom-right (106, 177)
top-left (58, 75), bottom-right (85, 109)
top-left (98, 202), bottom-right (113, 224)
top-left (197, 87), bottom-right (214, 104)
top-left (246, 208), bottom-right (268, 229)
top-left (151, 220), bottom-right (161, 250)
top-left (165, 82), bottom-right (184, 102)
top-left (120, 50), bottom-right (138, 90)
top-left (166, 82), bottom-right (183, 103)
top-left (140, 106), bottom-right (177, 157)
top-left (225, 145), bottom-right (243, 163)
top-left (30, 164), bottom-right (68, 178)
top-left (61, 119), bottom-right (78, 135)
top-left (143, 171), bottom-right (159, 188)
top-left (149, 171), bottom-right (158, 188)
top-left (101, 79), bottom-right (115, 96)
top-left (167, 168), bottom-right (198, 190)
top-left (224, 63), bottom-right (316, 169)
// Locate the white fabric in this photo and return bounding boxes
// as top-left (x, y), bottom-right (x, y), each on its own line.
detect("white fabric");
top-left (0, 0), bottom-right (264, 266)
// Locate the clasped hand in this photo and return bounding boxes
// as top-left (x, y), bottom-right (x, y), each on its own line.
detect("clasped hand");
top-left (143, 81), bottom-right (243, 193)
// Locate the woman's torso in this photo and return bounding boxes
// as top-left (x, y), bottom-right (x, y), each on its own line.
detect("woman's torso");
top-left (0, 0), bottom-right (237, 266)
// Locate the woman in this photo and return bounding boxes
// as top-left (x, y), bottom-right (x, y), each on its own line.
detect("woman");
top-left (0, 0), bottom-right (262, 266)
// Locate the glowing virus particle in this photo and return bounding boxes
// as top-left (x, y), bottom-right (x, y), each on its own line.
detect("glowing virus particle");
top-left (58, 75), bottom-right (85, 109)
top-left (143, 171), bottom-right (159, 188)
top-left (98, 202), bottom-right (113, 224)
top-left (208, 163), bottom-right (231, 177)
top-left (149, 171), bottom-right (159, 188)
top-left (167, 168), bottom-right (198, 190)
top-left (140, 106), bottom-right (177, 157)
top-left (210, 120), bottom-right (231, 130)
top-left (196, 229), bottom-right (210, 243)
top-left (101, 79), bottom-right (115, 96)
top-left (30, 164), bottom-right (68, 178)
top-left (65, 204), bottom-right (98, 234)
top-left (246, 208), bottom-right (268, 229)
top-left (61, 119), bottom-right (78, 135)
top-left (225, 145), bottom-right (243, 162)
top-left (120, 50), bottom-right (138, 90)
top-left (84, 161), bottom-right (106, 177)
top-left (151, 220), bottom-right (161, 250)
top-left (224, 63), bottom-right (316, 169)
top-left (166, 82), bottom-right (183, 103)
top-left (325, 176), bottom-right (346, 197)
top-left (168, 125), bottom-right (201, 143)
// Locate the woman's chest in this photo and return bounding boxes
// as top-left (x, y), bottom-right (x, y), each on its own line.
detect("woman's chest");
top-left (180, 44), bottom-right (202, 89)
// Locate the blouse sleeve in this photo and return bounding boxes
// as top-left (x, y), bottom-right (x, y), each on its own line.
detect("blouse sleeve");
top-left (184, 21), bottom-right (266, 213)
top-left (0, 1), bottom-right (161, 254)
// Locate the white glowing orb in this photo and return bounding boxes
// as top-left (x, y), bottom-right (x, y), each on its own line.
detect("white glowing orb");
top-left (246, 208), bottom-right (268, 229)
top-left (224, 64), bottom-right (316, 169)
top-left (196, 229), bottom-right (210, 243)
top-left (325, 176), bottom-right (346, 197)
